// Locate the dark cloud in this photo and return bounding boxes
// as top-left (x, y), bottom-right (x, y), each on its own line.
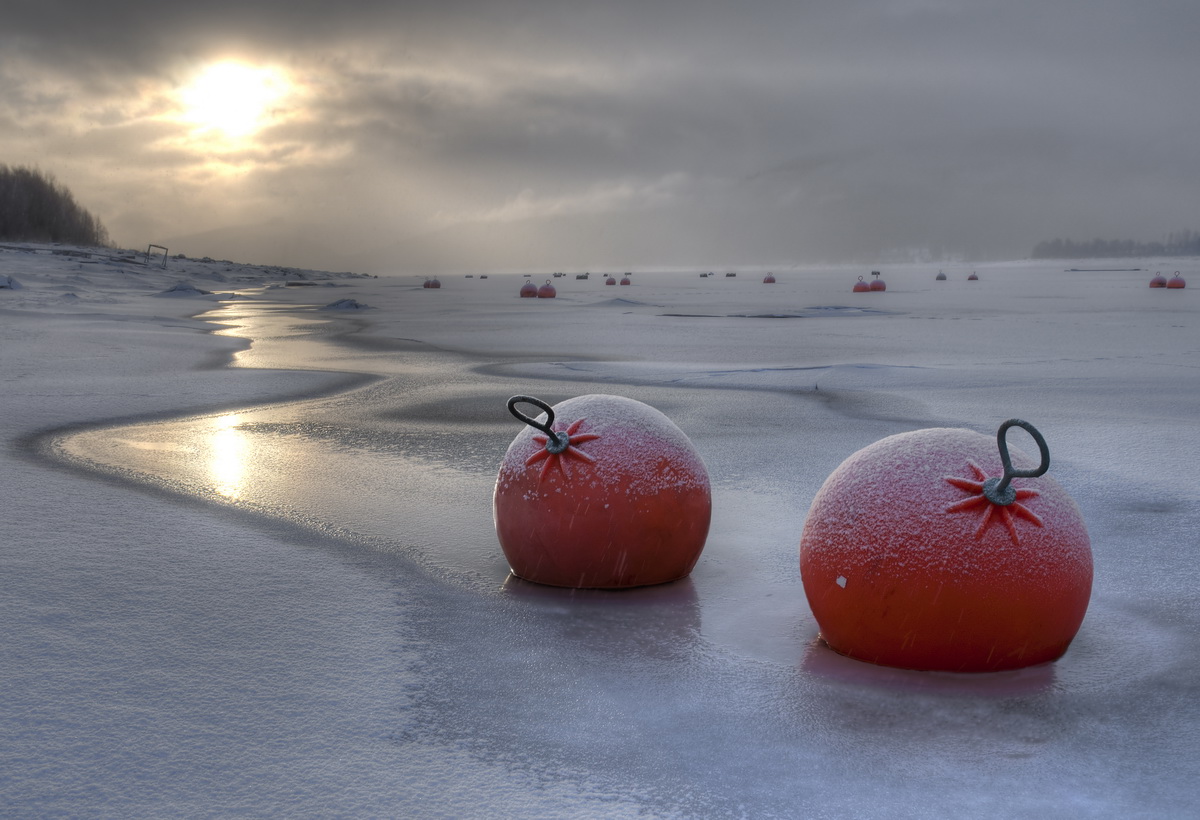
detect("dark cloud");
top-left (3, 0), bottom-right (1199, 271)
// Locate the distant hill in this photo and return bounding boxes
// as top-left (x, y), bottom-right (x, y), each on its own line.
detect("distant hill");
top-left (1033, 232), bottom-right (1200, 259)
top-left (0, 165), bottom-right (110, 246)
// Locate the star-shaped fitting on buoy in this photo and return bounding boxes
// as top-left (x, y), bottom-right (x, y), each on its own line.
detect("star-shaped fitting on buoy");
top-left (525, 418), bottom-right (600, 483)
top-left (944, 462), bottom-right (1043, 545)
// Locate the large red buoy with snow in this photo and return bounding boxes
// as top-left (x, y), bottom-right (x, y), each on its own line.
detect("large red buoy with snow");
top-left (1167, 272), bottom-right (1186, 289)
top-left (494, 395), bottom-right (712, 588)
top-left (852, 276), bottom-right (870, 293)
top-left (519, 280), bottom-right (537, 298)
top-left (1149, 272), bottom-right (1167, 288)
top-left (537, 280), bottom-right (557, 298)
top-left (800, 420), bottom-right (1092, 672)
top-left (869, 271), bottom-right (886, 291)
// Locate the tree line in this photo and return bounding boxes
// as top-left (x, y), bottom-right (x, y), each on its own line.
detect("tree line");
top-left (1032, 231), bottom-right (1200, 259)
top-left (0, 164), bottom-right (111, 246)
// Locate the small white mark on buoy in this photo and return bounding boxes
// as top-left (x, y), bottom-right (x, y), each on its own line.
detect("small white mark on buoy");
top-left (836, 575), bottom-right (847, 588)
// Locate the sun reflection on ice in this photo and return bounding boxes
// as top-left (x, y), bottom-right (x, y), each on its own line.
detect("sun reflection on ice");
top-left (209, 414), bottom-right (248, 499)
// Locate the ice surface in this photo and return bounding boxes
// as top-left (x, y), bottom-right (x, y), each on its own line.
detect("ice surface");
top-left (2, 245), bottom-right (1198, 817)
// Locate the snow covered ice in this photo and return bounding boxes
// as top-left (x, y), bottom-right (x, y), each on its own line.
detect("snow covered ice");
top-left (2, 243), bottom-right (1198, 817)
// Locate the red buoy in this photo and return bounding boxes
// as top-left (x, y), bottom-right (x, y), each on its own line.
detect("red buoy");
top-left (799, 421), bottom-right (1092, 672)
top-left (763, 273), bottom-right (776, 283)
top-left (852, 276), bottom-right (870, 293)
top-left (422, 279), bottom-right (431, 289)
top-left (605, 276), bottom-right (617, 285)
top-left (936, 271), bottom-right (947, 281)
top-left (967, 272), bottom-right (979, 281)
top-left (429, 277), bottom-right (441, 289)
top-left (620, 276), bottom-right (631, 285)
top-left (519, 281), bottom-right (537, 298)
top-left (869, 271), bottom-right (886, 291)
top-left (1149, 272), bottom-right (1167, 288)
top-left (1167, 272), bottom-right (1186, 289)
top-left (537, 280), bottom-right (557, 298)
top-left (495, 395), bottom-right (712, 588)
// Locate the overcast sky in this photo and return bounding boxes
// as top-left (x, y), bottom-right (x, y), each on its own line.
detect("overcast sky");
top-left (3, 0), bottom-right (1198, 273)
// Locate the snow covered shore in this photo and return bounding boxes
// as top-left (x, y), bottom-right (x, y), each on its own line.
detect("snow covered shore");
top-left (2, 244), bottom-right (1198, 817)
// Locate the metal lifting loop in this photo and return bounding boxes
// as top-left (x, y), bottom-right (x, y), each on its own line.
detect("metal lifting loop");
top-left (983, 418), bottom-right (1051, 506)
top-left (506, 395), bottom-right (570, 453)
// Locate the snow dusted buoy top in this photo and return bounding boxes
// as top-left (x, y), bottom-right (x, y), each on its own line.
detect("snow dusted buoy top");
top-left (800, 419), bottom-right (1092, 672)
top-left (493, 394), bottom-right (712, 589)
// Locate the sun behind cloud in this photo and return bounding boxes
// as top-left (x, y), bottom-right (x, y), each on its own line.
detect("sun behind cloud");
top-left (179, 61), bottom-right (290, 138)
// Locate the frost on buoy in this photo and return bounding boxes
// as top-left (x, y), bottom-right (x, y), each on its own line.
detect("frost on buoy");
top-left (936, 271), bottom-right (947, 281)
top-left (519, 281), bottom-right (538, 298)
top-left (494, 395), bottom-right (712, 589)
top-left (763, 273), bottom-right (776, 284)
top-left (1149, 272), bottom-right (1167, 288)
top-left (605, 276), bottom-right (617, 285)
top-left (537, 280), bottom-right (557, 298)
top-left (1167, 272), bottom-right (1186, 289)
top-left (869, 271), bottom-right (886, 291)
top-left (968, 272), bottom-right (979, 281)
top-left (620, 275), bottom-right (631, 285)
top-left (799, 420), bottom-right (1092, 672)
top-left (852, 276), bottom-right (871, 293)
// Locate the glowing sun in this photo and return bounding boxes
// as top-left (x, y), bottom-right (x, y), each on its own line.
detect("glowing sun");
top-left (180, 61), bottom-right (289, 137)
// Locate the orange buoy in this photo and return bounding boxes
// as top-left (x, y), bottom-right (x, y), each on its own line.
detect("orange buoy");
top-left (519, 281), bottom-right (537, 298)
top-left (1167, 272), bottom-right (1186, 289)
top-left (1149, 272), bottom-right (1167, 288)
top-left (869, 271), bottom-right (886, 291)
top-left (763, 273), bottom-right (776, 283)
top-left (495, 395), bottom-right (712, 588)
top-left (799, 421), bottom-right (1092, 672)
top-left (537, 280), bottom-right (557, 298)
top-left (852, 276), bottom-right (870, 293)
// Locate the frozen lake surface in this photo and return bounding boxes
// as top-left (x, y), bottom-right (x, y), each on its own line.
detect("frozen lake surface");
top-left (3, 248), bottom-right (1198, 817)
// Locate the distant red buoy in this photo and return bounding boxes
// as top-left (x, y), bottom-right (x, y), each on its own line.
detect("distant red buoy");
top-left (519, 281), bottom-right (537, 298)
top-left (852, 276), bottom-right (870, 293)
top-left (936, 271), bottom-right (947, 281)
top-left (495, 395), bottom-right (712, 588)
top-left (763, 273), bottom-right (776, 283)
top-left (537, 280), bottom-right (557, 298)
top-left (800, 421), bottom-right (1092, 672)
top-left (1149, 272), bottom-right (1167, 288)
top-left (620, 276), bottom-right (631, 285)
top-left (429, 277), bottom-right (441, 289)
top-left (869, 271), bottom-right (886, 291)
top-left (422, 279), bottom-right (431, 288)
top-left (1167, 272), bottom-right (1186, 289)
top-left (968, 272), bottom-right (979, 281)
top-left (605, 276), bottom-right (617, 285)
